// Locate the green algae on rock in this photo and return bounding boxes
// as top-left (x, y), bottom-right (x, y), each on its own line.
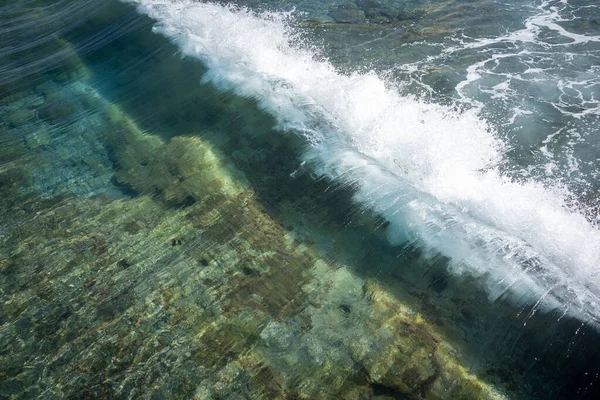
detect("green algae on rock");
top-left (0, 69), bottom-right (506, 398)
top-left (106, 108), bottom-right (247, 205)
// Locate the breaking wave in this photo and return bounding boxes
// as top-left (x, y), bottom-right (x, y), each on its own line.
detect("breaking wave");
top-left (125, 0), bottom-right (600, 325)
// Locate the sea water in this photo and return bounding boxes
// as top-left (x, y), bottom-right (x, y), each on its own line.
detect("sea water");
top-left (1, 0), bottom-right (599, 398)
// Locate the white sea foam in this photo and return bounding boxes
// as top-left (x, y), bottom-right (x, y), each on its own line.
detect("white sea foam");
top-left (446, 0), bottom-right (600, 115)
top-left (125, 0), bottom-right (600, 324)
top-left (396, 0), bottom-right (600, 216)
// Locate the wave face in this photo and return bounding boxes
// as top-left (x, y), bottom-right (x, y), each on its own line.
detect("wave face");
top-left (125, 0), bottom-right (600, 324)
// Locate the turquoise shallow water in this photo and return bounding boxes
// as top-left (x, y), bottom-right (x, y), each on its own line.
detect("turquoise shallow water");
top-left (1, 0), bottom-right (600, 399)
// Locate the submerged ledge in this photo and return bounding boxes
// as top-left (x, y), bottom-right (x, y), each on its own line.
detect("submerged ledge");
top-left (0, 37), bottom-right (506, 399)
top-left (2, 3), bottom-right (600, 397)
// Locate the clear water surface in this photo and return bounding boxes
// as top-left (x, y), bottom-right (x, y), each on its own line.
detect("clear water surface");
top-left (1, 0), bottom-right (599, 399)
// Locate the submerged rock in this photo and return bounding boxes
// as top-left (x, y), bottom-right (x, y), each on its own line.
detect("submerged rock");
top-left (351, 0), bottom-right (421, 24)
top-left (0, 72), bottom-right (506, 399)
top-left (1, 5), bottom-right (598, 399)
top-left (355, 0), bottom-right (383, 9)
top-left (328, 4), bottom-right (367, 24)
top-left (5, 108), bottom-right (36, 128)
top-left (108, 108), bottom-right (246, 205)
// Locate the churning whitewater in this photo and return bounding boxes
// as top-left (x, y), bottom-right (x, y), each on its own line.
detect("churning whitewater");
top-left (125, 0), bottom-right (600, 325)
